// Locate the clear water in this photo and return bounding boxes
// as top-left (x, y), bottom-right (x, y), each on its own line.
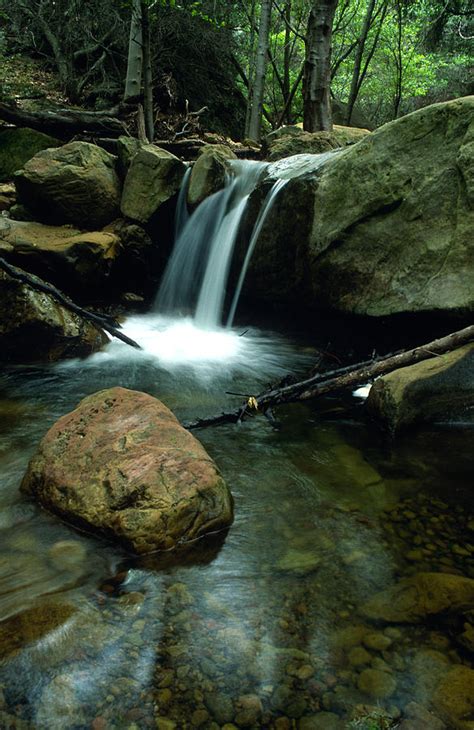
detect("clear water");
top-left (0, 315), bottom-right (473, 729)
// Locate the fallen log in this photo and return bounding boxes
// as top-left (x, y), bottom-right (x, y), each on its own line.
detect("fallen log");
top-left (185, 324), bottom-right (474, 429)
top-left (0, 102), bottom-right (128, 140)
top-left (0, 257), bottom-right (141, 349)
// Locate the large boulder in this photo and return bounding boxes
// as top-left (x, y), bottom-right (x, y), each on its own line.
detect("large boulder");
top-left (121, 145), bottom-right (186, 223)
top-left (14, 141), bottom-right (121, 229)
top-left (21, 387), bottom-right (234, 554)
top-left (361, 572), bottom-right (474, 623)
top-left (0, 127), bottom-right (61, 182)
top-left (187, 144), bottom-right (236, 208)
top-left (0, 217), bottom-right (121, 296)
top-left (238, 97), bottom-right (474, 318)
top-left (0, 270), bottom-right (107, 363)
top-left (366, 344), bottom-right (474, 432)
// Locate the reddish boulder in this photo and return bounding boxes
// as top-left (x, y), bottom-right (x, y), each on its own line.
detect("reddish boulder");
top-left (21, 387), bottom-right (233, 554)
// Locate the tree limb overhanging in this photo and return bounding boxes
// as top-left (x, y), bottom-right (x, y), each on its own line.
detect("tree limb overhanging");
top-left (0, 257), bottom-right (141, 350)
top-left (184, 324), bottom-right (474, 430)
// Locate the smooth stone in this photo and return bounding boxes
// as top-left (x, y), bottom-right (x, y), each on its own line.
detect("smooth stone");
top-left (357, 669), bottom-right (397, 699)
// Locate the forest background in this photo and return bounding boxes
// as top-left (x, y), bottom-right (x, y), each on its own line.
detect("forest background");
top-left (0, 0), bottom-right (472, 145)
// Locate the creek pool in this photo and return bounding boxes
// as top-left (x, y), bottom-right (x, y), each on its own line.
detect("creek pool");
top-left (0, 314), bottom-right (473, 729)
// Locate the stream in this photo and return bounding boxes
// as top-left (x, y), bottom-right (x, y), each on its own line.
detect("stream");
top-left (0, 314), bottom-right (473, 729)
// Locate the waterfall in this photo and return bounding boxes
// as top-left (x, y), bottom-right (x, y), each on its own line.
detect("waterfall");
top-left (174, 166), bottom-right (192, 241)
top-left (155, 151), bottom-right (338, 329)
top-left (155, 160), bottom-right (267, 327)
top-left (226, 177), bottom-right (288, 327)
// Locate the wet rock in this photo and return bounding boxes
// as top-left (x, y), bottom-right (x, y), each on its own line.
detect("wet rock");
top-left (21, 387), bottom-right (234, 554)
top-left (35, 673), bottom-right (86, 729)
top-left (15, 141), bottom-right (121, 228)
top-left (362, 632), bottom-right (392, 652)
top-left (347, 646), bottom-right (372, 667)
top-left (191, 708), bottom-right (209, 727)
top-left (433, 665), bottom-right (474, 729)
top-left (0, 183), bottom-right (16, 211)
top-left (366, 344), bottom-right (474, 432)
top-left (0, 217), bottom-right (121, 295)
top-left (299, 712), bottom-right (344, 729)
top-left (277, 548), bottom-right (321, 574)
top-left (263, 124), bottom-right (370, 161)
top-left (205, 692), bottom-right (234, 724)
top-left (404, 702), bottom-right (446, 730)
top-left (0, 127), bottom-right (61, 182)
top-left (357, 668), bottom-right (397, 699)
top-left (0, 269), bottom-right (107, 363)
top-left (234, 694), bottom-right (263, 726)
top-left (48, 540), bottom-right (88, 571)
top-left (121, 144), bottom-right (186, 223)
top-left (187, 144), bottom-right (236, 208)
top-left (0, 601), bottom-right (76, 659)
top-left (361, 572), bottom-right (474, 623)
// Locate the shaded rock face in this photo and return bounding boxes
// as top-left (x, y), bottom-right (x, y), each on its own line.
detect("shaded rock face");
top-left (0, 183), bottom-right (16, 212)
top-left (14, 141), bottom-right (121, 229)
top-left (240, 97), bottom-right (474, 318)
top-left (0, 217), bottom-right (121, 298)
top-left (0, 127), bottom-right (61, 183)
top-left (0, 270), bottom-right (107, 363)
top-left (367, 344), bottom-right (474, 432)
top-left (361, 572), bottom-right (474, 623)
top-left (21, 387), bottom-right (234, 554)
top-left (121, 145), bottom-right (186, 223)
top-left (104, 218), bottom-right (155, 301)
top-left (187, 144), bottom-right (236, 208)
top-left (263, 124), bottom-right (370, 161)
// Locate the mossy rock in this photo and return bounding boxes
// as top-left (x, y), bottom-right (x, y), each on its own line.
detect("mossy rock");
top-left (0, 127), bottom-right (61, 182)
top-left (367, 344), bottom-right (474, 432)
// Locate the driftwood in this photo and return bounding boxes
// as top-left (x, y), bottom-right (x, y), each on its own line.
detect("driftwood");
top-left (185, 324), bottom-right (474, 429)
top-left (0, 257), bottom-right (141, 349)
top-left (0, 102), bottom-right (128, 140)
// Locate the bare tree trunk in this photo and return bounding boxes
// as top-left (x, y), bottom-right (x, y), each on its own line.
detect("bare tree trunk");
top-left (244, 0), bottom-right (258, 138)
top-left (124, 0), bottom-right (143, 103)
top-left (303, 0), bottom-right (339, 132)
top-left (393, 0), bottom-right (403, 118)
top-left (345, 0), bottom-right (377, 125)
top-left (141, 1), bottom-right (154, 142)
top-left (248, 0), bottom-right (273, 142)
top-left (282, 0), bottom-right (292, 123)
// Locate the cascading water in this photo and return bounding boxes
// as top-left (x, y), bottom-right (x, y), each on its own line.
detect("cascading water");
top-left (155, 160), bottom-right (267, 328)
top-left (156, 150), bottom-right (340, 331)
top-left (226, 176), bottom-right (288, 327)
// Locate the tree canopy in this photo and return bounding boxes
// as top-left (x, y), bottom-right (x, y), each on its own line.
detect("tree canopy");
top-left (0, 0), bottom-right (472, 139)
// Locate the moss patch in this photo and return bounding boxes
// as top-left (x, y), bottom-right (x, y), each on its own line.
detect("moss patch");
top-left (0, 127), bottom-right (61, 182)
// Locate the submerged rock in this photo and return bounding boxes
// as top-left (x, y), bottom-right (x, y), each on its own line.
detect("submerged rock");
top-left (433, 666), bottom-right (474, 730)
top-left (14, 141), bottom-right (121, 228)
top-left (366, 344), bottom-right (474, 432)
top-left (0, 269), bottom-right (107, 363)
top-left (361, 572), bottom-right (474, 623)
top-left (121, 144), bottom-right (186, 223)
top-left (21, 387), bottom-right (234, 554)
